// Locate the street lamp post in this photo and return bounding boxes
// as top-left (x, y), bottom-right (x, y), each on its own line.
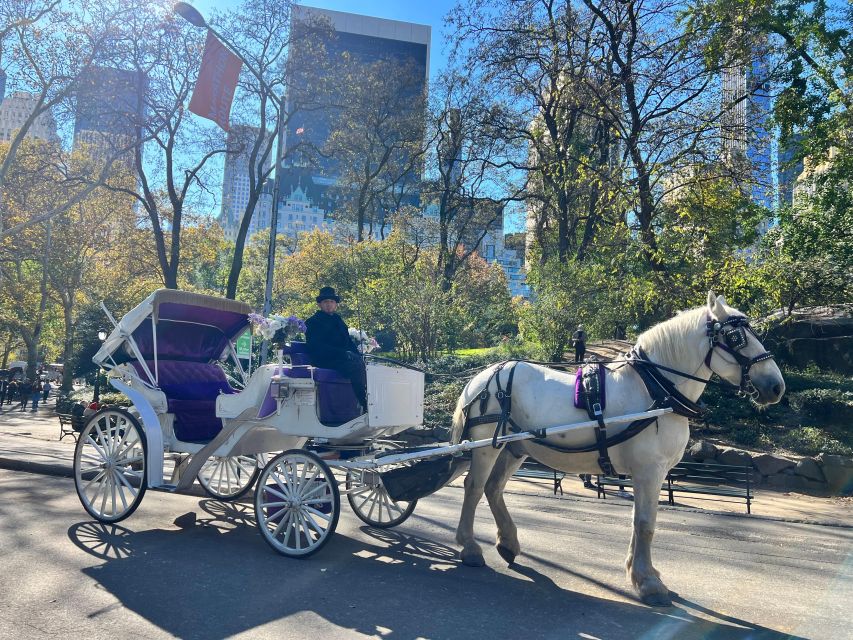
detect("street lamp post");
top-left (174, 2), bottom-right (286, 365)
top-left (93, 329), bottom-right (107, 403)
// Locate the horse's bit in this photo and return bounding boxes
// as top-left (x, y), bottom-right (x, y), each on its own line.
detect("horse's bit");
top-left (704, 316), bottom-right (775, 401)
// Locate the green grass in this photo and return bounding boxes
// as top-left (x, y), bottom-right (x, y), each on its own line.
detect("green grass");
top-left (450, 347), bottom-right (497, 357)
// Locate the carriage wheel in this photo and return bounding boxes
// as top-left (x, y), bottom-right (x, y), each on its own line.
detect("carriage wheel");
top-left (254, 449), bottom-right (340, 558)
top-left (345, 441), bottom-right (417, 528)
top-left (197, 455), bottom-right (260, 501)
top-left (73, 408), bottom-right (147, 523)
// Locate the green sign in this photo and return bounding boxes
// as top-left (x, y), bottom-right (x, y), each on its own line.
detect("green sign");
top-left (235, 330), bottom-right (252, 359)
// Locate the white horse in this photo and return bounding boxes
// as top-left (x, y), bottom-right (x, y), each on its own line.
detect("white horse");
top-left (450, 292), bottom-right (785, 606)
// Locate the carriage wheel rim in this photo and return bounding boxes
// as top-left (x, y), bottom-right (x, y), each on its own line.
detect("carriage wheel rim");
top-left (74, 410), bottom-right (145, 522)
top-left (256, 451), bottom-right (339, 557)
top-left (346, 469), bottom-right (414, 527)
top-left (198, 455), bottom-right (259, 499)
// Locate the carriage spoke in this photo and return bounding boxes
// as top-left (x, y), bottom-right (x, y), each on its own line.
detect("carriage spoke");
top-left (303, 506), bottom-right (332, 523)
top-left (114, 468), bottom-right (139, 497)
top-left (263, 484), bottom-right (287, 501)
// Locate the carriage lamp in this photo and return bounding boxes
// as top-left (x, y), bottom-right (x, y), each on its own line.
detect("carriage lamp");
top-left (97, 329), bottom-right (107, 342)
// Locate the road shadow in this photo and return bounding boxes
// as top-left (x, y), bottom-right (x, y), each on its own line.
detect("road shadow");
top-left (67, 504), bottom-right (802, 640)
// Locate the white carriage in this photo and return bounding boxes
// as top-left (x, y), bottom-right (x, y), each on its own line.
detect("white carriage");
top-left (74, 289), bottom-right (425, 556)
top-left (74, 289), bottom-right (672, 558)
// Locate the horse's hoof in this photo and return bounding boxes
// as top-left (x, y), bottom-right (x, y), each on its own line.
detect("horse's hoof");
top-left (496, 544), bottom-right (517, 565)
top-left (461, 551), bottom-right (486, 567)
top-left (641, 592), bottom-right (673, 607)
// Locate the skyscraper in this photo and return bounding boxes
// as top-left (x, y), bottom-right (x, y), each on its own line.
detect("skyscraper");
top-left (280, 7), bottom-right (430, 217)
top-left (219, 125), bottom-right (273, 242)
top-left (73, 66), bottom-right (145, 168)
top-left (720, 47), bottom-right (774, 209)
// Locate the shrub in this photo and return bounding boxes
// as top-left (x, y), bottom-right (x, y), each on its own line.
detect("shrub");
top-left (97, 392), bottom-right (132, 407)
top-left (779, 426), bottom-right (853, 457)
top-left (788, 389), bottom-right (853, 423)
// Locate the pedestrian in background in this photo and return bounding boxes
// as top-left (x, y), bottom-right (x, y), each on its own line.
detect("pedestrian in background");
top-left (31, 379), bottom-right (42, 412)
top-left (572, 324), bottom-right (587, 363)
top-left (18, 378), bottom-right (33, 411)
top-left (6, 379), bottom-right (18, 405)
top-left (0, 372), bottom-right (7, 406)
top-left (42, 378), bottom-right (52, 403)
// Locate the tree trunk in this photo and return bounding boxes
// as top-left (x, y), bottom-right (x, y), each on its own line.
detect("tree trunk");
top-left (61, 301), bottom-right (75, 393)
top-left (1, 333), bottom-right (10, 369)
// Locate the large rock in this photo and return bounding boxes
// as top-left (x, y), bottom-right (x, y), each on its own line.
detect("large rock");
top-left (762, 305), bottom-right (853, 374)
top-left (717, 448), bottom-right (753, 467)
top-left (689, 440), bottom-right (718, 461)
top-left (794, 458), bottom-right (825, 482)
top-left (817, 453), bottom-right (853, 496)
top-left (752, 453), bottom-right (795, 476)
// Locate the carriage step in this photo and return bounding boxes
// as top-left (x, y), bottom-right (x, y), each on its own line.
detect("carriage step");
top-left (150, 484), bottom-right (178, 492)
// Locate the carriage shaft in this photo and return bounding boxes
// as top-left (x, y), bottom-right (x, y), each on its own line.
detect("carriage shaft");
top-left (338, 408), bottom-right (674, 470)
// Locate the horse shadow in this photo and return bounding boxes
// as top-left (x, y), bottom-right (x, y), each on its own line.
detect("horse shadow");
top-left (67, 502), bottom-right (802, 640)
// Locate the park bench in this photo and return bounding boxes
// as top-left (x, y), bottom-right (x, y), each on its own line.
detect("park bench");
top-left (57, 413), bottom-right (86, 442)
top-left (513, 460), bottom-right (566, 495)
top-left (595, 460), bottom-right (754, 513)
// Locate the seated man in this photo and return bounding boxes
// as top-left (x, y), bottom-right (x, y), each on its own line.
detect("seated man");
top-left (305, 286), bottom-right (368, 411)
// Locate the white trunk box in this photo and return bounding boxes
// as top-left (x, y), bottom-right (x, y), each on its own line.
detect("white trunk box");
top-left (365, 363), bottom-right (424, 429)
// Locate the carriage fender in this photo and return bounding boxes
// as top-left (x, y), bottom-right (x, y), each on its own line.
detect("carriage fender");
top-left (108, 378), bottom-right (165, 488)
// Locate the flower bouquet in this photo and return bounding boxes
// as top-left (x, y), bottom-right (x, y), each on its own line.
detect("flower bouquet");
top-left (248, 313), bottom-right (307, 344)
top-left (349, 328), bottom-right (380, 354)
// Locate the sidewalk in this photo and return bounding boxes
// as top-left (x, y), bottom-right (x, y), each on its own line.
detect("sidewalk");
top-left (1, 400), bottom-right (851, 528)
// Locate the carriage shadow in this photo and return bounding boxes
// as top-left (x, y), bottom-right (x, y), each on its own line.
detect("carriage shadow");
top-left (68, 508), bottom-right (802, 640)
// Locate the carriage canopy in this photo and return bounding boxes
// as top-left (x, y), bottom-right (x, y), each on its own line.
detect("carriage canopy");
top-left (94, 289), bottom-right (252, 366)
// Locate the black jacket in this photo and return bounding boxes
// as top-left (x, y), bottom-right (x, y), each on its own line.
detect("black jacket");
top-left (305, 310), bottom-right (358, 365)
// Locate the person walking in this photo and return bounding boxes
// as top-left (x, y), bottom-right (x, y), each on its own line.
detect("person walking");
top-left (0, 373), bottom-right (7, 406)
top-left (30, 379), bottom-right (42, 412)
top-left (18, 378), bottom-right (33, 411)
top-left (41, 378), bottom-right (52, 403)
top-left (6, 379), bottom-right (18, 406)
top-left (572, 324), bottom-right (587, 363)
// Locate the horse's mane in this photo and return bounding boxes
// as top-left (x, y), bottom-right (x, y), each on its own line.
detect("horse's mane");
top-left (635, 306), bottom-right (708, 365)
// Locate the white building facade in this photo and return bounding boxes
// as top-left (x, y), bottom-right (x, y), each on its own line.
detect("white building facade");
top-left (0, 91), bottom-right (57, 143)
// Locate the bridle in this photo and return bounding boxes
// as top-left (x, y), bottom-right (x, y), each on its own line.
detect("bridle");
top-left (704, 315), bottom-right (775, 401)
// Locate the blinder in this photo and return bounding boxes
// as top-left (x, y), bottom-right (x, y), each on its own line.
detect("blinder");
top-left (705, 316), bottom-right (774, 400)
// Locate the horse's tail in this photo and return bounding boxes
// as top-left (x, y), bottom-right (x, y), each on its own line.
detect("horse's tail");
top-left (449, 391), bottom-right (468, 445)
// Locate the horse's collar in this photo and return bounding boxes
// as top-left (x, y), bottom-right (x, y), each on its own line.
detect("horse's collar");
top-left (628, 347), bottom-right (705, 420)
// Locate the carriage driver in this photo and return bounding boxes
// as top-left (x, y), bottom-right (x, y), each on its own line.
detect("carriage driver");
top-left (305, 286), bottom-right (368, 412)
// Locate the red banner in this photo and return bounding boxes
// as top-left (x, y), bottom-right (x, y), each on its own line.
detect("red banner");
top-left (188, 30), bottom-right (242, 131)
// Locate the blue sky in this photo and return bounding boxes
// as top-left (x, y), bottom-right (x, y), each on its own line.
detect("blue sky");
top-left (195, 0), bottom-right (459, 80)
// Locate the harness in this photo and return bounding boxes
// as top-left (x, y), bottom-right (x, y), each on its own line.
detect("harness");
top-left (704, 316), bottom-right (774, 401)
top-left (458, 314), bottom-right (776, 476)
top-left (462, 360), bottom-right (656, 476)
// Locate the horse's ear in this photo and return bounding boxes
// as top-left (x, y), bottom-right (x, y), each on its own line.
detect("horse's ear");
top-left (713, 294), bottom-right (729, 318)
top-left (707, 290), bottom-right (716, 310)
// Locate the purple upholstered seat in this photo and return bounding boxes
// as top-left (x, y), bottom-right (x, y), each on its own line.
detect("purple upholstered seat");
top-left (278, 360), bottom-right (361, 426)
top-left (133, 361), bottom-right (234, 442)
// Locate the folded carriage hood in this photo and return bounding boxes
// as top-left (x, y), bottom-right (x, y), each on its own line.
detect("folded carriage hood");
top-left (94, 289), bottom-right (253, 367)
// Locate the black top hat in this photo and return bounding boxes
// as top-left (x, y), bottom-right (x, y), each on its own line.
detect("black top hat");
top-left (316, 286), bottom-right (341, 303)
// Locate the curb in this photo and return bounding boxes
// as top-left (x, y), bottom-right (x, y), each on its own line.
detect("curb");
top-left (0, 456), bottom-right (73, 479)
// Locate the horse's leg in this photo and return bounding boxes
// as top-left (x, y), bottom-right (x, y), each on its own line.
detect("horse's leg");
top-left (626, 469), bottom-right (672, 607)
top-left (455, 443), bottom-right (503, 567)
top-left (484, 449), bottom-right (526, 565)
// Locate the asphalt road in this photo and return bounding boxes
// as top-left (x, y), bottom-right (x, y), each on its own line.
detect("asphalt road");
top-left (0, 468), bottom-right (850, 640)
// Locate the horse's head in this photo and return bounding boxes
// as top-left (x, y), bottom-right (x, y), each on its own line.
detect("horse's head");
top-left (705, 291), bottom-right (785, 405)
